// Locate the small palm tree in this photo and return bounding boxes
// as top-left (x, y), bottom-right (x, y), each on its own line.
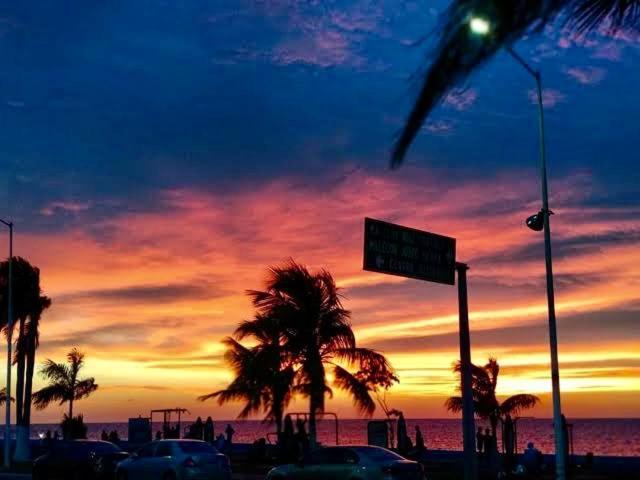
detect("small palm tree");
top-left (445, 357), bottom-right (539, 440)
top-left (32, 348), bottom-right (98, 418)
top-left (199, 332), bottom-right (295, 437)
top-left (0, 388), bottom-right (14, 406)
top-left (391, 0), bottom-right (640, 166)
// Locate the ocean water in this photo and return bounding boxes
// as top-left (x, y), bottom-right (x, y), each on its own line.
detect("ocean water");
top-left (28, 418), bottom-right (640, 457)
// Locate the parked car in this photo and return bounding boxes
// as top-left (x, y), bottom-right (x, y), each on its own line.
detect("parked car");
top-left (266, 445), bottom-right (425, 480)
top-left (116, 439), bottom-right (232, 480)
top-left (33, 440), bottom-right (129, 480)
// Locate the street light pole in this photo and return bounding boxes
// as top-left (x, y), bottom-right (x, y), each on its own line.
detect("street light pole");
top-left (506, 46), bottom-right (566, 480)
top-left (0, 219), bottom-right (13, 469)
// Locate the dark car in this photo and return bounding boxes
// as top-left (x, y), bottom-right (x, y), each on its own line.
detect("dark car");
top-left (33, 440), bottom-right (129, 480)
top-left (267, 446), bottom-right (425, 480)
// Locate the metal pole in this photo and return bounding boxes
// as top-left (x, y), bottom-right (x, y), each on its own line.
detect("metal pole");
top-left (456, 262), bottom-right (477, 480)
top-left (534, 68), bottom-right (567, 480)
top-left (3, 222), bottom-right (13, 469)
top-left (506, 46), bottom-right (566, 480)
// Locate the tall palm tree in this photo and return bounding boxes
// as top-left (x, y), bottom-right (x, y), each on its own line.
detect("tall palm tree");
top-left (32, 348), bottom-right (98, 419)
top-left (1, 257), bottom-right (51, 461)
top-left (246, 259), bottom-right (397, 445)
top-left (445, 357), bottom-right (539, 440)
top-left (391, 0), bottom-right (640, 167)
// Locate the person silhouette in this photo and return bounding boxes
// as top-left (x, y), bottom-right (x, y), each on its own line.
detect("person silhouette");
top-left (476, 427), bottom-right (485, 455)
top-left (295, 418), bottom-right (309, 452)
top-left (193, 417), bottom-right (204, 440)
top-left (415, 425), bottom-right (425, 452)
top-left (484, 428), bottom-right (493, 455)
top-left (225, 423), bottom-right (235, 445)
top-left (101, 430), bottom-right (109, 441)
top-left (204, 417), bottom-right (214, 443)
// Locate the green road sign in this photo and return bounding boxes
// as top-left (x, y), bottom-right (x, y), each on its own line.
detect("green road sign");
top-left (363, 217), bottom-right (456, 285)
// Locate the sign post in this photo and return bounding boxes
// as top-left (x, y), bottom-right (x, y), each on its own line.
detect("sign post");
top-left (363, 218), bottom-right (477, 480)
top-left (456, 263), bottom-right (477, 480)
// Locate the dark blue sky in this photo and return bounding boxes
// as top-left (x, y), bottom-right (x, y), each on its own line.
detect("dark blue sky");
top-left (2, 0), bottom-right (639, 230)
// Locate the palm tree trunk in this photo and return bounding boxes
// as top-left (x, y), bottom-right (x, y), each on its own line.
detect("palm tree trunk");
top-left (308, 397), bottom-right (317, 448)
top-left (490, 414), bottom-right (499, 452)
top-left (68, 398), bottom-right (74, 419)
top-left (14, 317), bottom-right (26, 425)
top-left (23, 335), bottom-right (36, 426)
top-left (13, 335), bottom-right (35, 463)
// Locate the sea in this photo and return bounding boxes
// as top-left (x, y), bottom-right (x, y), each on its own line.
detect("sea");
top-left (25, 418), bottom-right (640, 457)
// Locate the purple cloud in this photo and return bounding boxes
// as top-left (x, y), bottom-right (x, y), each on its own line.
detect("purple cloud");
top-left (565, 67), bottom-right (606, 85)
top-left (443, 89), bottom-right (478, 111)
top-left (528, 89), bottom-right (566, 108)
top-left (592, 42), bottom-right (623, 61)
top-left (424, 120), bottom-right (455, 136)
top-left (272, 29), bottom-right (362, 68)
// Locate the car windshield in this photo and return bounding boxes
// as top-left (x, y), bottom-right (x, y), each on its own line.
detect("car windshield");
top-left (177, 441), bottom-right (217, 454)
top-left (353, 447), bottom-right (404, 463)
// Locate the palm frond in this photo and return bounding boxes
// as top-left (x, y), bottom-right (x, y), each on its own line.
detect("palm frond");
top-left (73, 378), bottom-right (98, 400)
top-left (500, 393), bottom-right (540, 415)
top-left (40, 359), bottom-right (71, 383)
top-left (67, 348), bottom-right (85, 376)
top-left (567, 0), bottom-right (640, 32)
top-left (32, 384), bottom-right (67, 410)
top-left (0, 387), bottom-right (14, 405)
top-left (333, 365), bottom-right (376, 416)
top-left (391, 0), bottom-right (571, 167)
top-left (445, 396), bottom-right (464, 413)
top-left (485, 357), bottom-right (500, 390)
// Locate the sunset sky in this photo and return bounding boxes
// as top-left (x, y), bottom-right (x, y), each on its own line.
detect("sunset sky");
top-left (0, 1), bottom-right (639, 423)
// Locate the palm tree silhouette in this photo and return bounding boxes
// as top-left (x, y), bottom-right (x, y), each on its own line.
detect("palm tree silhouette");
top-left (202, 260), bottom-right (397, 445)
top-left (1, 257), bottom-right (51, 460)
top-left (32, 348), bottom-right (98, 419)
top-left (445, 357), bottom-right (539, 440)
top-left (199, 323), bottom-right (295, 437)
top-left (0, 388), bottom-right (14, 406)
top-left (391, 0), bottom-right (639, 167)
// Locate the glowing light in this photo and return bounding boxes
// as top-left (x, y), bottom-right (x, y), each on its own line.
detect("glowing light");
top-left (469, 17), bottom-right (490, 35)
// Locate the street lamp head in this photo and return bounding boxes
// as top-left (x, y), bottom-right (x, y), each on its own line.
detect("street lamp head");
top-left (526, 210), bottom-right (545, 232)
top-left (469, 16), bottom-right (491, 35)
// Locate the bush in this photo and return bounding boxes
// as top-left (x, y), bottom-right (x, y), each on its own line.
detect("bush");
top-left (61, 414), bottom-right (88, 439)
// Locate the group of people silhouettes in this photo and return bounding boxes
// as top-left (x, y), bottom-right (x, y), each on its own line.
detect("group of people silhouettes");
top-left (278, 414), bottom-right (310, 462)
top-left (100, 429), bottom-right (121, 442)
top-left (182, 416), bottom-right (236, 452)
top-left (396, 413), bottom-right (427, 457)
top-left (476, 426), bottom-right (498, 458)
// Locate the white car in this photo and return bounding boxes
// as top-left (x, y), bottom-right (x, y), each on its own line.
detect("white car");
top-left (266, 445), bottom-right (425, 480)
top-left (116, 439), bottom-right (231, 480)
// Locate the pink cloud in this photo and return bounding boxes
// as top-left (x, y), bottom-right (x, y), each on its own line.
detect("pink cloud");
top-left (528, 88), bottom-right (566, 108)
top-left (424, 120), bottom-right (454, 135)
top-left (40, 201), bottom-right (92, 216)
top-left (565, 67), bottom-right (606, 85)
top-left (443, 89), bottom-right (478, 111)
top-left (272, 30), bottom-right (362, 68)
top-left (592, 42), bottom-right (622, 61)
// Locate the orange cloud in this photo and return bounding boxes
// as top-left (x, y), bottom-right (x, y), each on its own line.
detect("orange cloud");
top-left (5, 167), bottom-right (639, 421)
